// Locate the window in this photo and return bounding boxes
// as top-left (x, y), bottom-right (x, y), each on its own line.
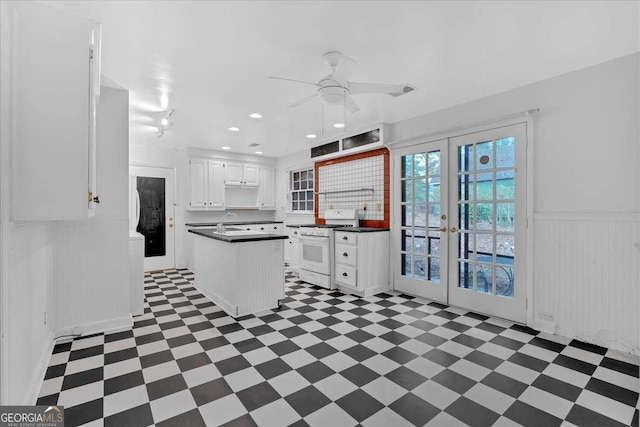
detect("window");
top-left (290, 168), bottom-right (314, 212)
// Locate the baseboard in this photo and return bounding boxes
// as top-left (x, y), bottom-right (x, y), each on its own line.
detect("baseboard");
top-left (532, 318), bottom-right (557, 335)
top-left (53, 316), bottom-right (132, 343)
top-left (26, 329), bottom-right (55, 405)
top-left (192, 281), bottom-right (237, 318)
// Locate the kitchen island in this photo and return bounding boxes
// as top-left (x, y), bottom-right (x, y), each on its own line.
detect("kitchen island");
top-left (189, 228), bottom-right (288, 317)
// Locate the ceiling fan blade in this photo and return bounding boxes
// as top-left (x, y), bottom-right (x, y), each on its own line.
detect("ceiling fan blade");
top-left (349, 82), bottom-right (416, 97)
top-left (345, 94), bottom-right (360, 113)
top-left (269, 76), bottom-right (320, 87)
top-left (288, 94), bottom-right (317, 108)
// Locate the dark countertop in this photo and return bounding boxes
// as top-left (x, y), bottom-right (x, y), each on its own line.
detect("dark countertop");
top-left (188, 228), bottom-right (288, 243)
top-left (185, 221), bottom-right (284, 227)
top-left (335, 227), bottom-right (390, 233)
top-left (285, 225), bottom-right (301, 228)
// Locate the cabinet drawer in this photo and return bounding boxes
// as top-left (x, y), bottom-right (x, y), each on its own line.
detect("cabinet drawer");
top-left (335, 244), bottom-right (357, 267)
top-left (336, 232), bottom-right (357, 245)
top-left (336, 264), bottom-right (357, 288)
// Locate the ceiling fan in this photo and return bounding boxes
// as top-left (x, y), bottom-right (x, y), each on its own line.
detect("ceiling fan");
top-left (270, 51), bottom-right (415, 113)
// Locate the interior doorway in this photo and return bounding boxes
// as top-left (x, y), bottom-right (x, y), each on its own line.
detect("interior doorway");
top-left (130, 166), bottom-right (176, 272)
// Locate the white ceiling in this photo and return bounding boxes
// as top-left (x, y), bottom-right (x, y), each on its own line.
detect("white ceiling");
top-left (46, 1), bottom-right (638, 158)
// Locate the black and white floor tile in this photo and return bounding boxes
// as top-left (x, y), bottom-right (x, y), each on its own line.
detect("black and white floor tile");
top-left (38, 268), bottom-right (639, 426)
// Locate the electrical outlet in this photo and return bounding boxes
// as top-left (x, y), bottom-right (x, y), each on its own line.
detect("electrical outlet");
top-left (44, 310), bottom-right (47, 325)
top-left (537, 310), bottom-right (554, 322)
top-left (376, 202), bottom-right (382, 212)
top-left (363, 202), bottom-right (368, 210)
top-left (329, 204), bottom-right (333, 209)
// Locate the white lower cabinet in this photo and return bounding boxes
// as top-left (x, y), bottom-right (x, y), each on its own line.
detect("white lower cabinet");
top-left (285, 227), bottom-right (301, 274)
top-left (334, 231), bottom-right (390, 297)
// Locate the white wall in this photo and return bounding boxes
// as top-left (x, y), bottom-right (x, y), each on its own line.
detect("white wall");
top-left (275, 149), bottom-right (315, 225)
top-left (388, 53), bottom-right (640, 354)
top-left (129, 145), bottom-right (277, 268)
top-left (0, 1), bottom-right (56, 405)
top-left (53, 86), bottom-right (131, 337)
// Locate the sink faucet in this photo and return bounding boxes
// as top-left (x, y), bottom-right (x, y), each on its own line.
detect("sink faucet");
top-left (216, 212), bottom-right (238, 233)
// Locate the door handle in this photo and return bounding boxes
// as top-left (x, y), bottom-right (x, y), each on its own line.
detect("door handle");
top-left (343, 252), bottom-right (348, 257)
top-left (342, 272), bottom-right (348, 277)
top-left (450, 226), bottom-right (458, 233)
top-left (439, 226), bottom-right (447, 232)
top-left (169, 224), bottom-right (174, 228)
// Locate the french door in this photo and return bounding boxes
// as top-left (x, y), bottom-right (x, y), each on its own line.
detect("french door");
top-left (394, 124), bottom-right (527, 323)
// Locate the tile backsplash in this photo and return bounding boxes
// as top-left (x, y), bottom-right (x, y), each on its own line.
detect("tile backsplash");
top-left (317, 154), bottom-right (385, 221)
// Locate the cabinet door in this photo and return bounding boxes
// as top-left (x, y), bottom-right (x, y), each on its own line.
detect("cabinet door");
top-left (189, 159), bottom-right (207, 208)
top-left (224, 163), bottom-right (243, 185)
top-left (259, 167), bottom-right (276, 209)
top-left (10, 1), bottom-right (99, 220)
top-left (243, 164), bottom-right (260, 187)
top-left (207, 161), bottom-right (225, 208)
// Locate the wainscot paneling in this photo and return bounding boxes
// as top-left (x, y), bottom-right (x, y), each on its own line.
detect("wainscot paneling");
top-left (533, 212), bottom-right (639, 355)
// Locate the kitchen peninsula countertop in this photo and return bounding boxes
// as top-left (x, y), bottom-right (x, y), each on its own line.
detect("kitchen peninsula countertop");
top-left (188, 228), bottom-right (288, 243)
top-left (185, 221), bottom-right (284, 227)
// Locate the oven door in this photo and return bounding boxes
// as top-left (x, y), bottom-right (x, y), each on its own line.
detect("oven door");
top-left (299, 234), bottom-right (331, 275)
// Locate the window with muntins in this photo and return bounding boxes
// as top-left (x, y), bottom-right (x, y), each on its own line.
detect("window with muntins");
top-left (290, 168), bottom-right (314, 212)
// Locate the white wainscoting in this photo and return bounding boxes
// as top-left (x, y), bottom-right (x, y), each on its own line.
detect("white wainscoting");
top-left (52, 220), bottom-right (131, 337)
top-left (6, 223), bottom-right (55, 404)
top-left (533, 212), bottom-right (639, 355)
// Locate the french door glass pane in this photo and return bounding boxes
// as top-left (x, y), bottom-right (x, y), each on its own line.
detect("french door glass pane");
top-left (476, 263), bottom-right (493, 294)
top-left (496, 137), bottom-right (515, 168)
top-left (476, 141), bottom-right (493, 170)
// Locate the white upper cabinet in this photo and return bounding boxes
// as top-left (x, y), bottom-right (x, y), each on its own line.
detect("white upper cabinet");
top-left (189, 158), bottom-right (208, 209)
top-left (225, 163), bottom-right (259, 187)
top-left (224, 163), bottom-right (244, 186)
top-left (259, 167), bottom-right (276, 210)
top-left (8, 1), bottom-right (101, 221)
top-left (189, 158), bottom-right (225, 210)
top-left (207, 161), bottom-right (225, 208)
top-left (243, 164), bottom-right (260, 187)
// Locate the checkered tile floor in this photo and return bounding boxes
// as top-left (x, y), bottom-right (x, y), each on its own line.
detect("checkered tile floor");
top-left (38, 268), bottom-right (639, 426)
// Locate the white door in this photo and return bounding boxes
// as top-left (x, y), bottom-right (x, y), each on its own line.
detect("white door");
top-left (394, 140), bottom-right (449, 301)
top-left (393, 124), bottom-right (527, 323)
top-left (448, 124), bottom-right (527, 323)
top-left (130, 166), bottom-right (176, 272)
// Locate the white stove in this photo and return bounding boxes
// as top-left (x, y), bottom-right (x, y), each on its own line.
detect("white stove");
top-left (298, 209), bottom-right (358, 289)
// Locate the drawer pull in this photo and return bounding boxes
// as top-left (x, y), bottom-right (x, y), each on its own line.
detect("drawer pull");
top-left (343, 252), bottom-right (348, 257)
top-left (342, 272), bottom-right (348, 277)
top-left (343, 236), bottom-right (348, 240)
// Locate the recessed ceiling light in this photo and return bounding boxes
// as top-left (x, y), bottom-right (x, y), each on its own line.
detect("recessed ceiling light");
top-left (249, 113), bottom-right (262, 119)
top-left (221, 146), bottom-right (231, 150)
top-left (306, 134), bottom-right (317, 139)
top-left (228, 126), bottom-right (240, 132)
top-left (160, 118), bottom-right (169, 126)
top-left (255, 151), bottom-right (263, 155)
top-left (333, 123), bottom-right (345, 129)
